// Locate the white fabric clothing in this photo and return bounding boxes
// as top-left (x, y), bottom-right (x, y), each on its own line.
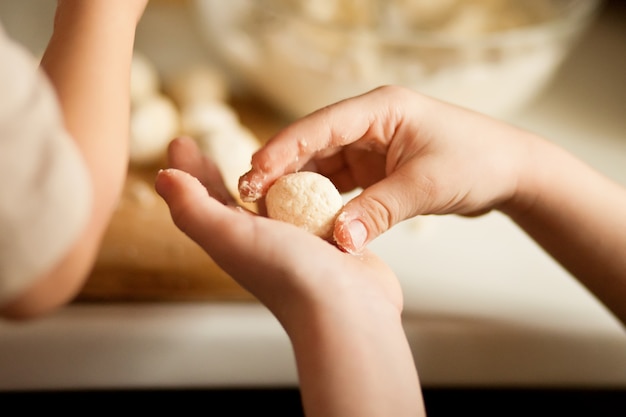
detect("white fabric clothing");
top-left (0, 22), bottom-right (91, 307)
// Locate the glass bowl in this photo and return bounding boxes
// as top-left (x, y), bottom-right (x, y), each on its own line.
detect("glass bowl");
top-left (192, 0), bottom-right (602, 119)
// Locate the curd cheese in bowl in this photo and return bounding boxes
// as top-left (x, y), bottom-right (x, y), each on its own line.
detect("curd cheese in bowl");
top-left (192, 0), bottom-right (602, 119)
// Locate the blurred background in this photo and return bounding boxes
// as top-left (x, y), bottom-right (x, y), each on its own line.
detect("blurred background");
top-left (0, 0), bottom-right (615, 120)
top-left (192, 0), bottom-right (603, 119)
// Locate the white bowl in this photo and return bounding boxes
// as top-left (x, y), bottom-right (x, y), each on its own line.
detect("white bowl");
top-left (192, 0), bottom-right (602, 119)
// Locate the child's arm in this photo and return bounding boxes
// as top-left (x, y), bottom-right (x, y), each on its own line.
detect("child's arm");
top-left (501, 136), bottom-right (626, 324)
top-left (2, 1), bottom-right (148, 318)
top-left (155, 136), bottom-right (426, 417)
top-left (239, 85), bottom-right (626, 325)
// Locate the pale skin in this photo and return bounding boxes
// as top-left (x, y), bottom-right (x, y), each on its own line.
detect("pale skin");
top-left (238, 85), bottom-right (626, 326)
top-left (155, 137), bottom-right (426, 417)
top-left (1, 0), bottom-right (149, 319)
top-left (155, 84), bottom-right (626, 416)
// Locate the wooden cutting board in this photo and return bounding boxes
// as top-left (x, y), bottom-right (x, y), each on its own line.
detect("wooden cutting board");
top-left (74, 95), bottom-right (289, 303)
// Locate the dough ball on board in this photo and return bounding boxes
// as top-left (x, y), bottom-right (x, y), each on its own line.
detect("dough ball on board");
top-left (265, 172), bottom-right (344, 240)
top-left (129, 94), bottom-right (180, 166)
top-left (130, 52), bottom-right (160, 106)
top-left (195, 124), bottom-right (260, 200)
top-left (180, 100), bottom-right (240, 138)
top-left (165, 65), bottom-right (229, 106)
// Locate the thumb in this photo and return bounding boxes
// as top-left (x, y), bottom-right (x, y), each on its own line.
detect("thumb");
top-left (333, 172), bottom-right (424, 253)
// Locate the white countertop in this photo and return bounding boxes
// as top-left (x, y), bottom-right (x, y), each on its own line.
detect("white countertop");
top-left (1, 1), bottom-right (626, 391)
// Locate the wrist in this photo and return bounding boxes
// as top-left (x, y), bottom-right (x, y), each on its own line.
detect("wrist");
top-left (279, 278), bottom-right (403, 343)
top-left (495, 131), bottom-right (550, 219)
top-left (281, 281), bottom-right (420, 417)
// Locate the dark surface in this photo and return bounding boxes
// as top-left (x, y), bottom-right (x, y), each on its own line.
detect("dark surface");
top-left (1, 388), bottom-right (625, 416)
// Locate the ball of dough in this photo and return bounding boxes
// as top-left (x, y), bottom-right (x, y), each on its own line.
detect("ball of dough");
top-left (265, 172), bottom-right (343, 240)
top-left (196, 124), bottom-right (260, 200)
top-left (165, 65), bottom-right (229, 106)
top-left (129, 94), bottom-right (180, 165)
top-left (180, 100), bottom-right (240, 138)
top-left (130, 52), bottom-right (160, 106)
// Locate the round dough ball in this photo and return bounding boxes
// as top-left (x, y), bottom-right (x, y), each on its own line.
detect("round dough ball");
top-left (180, 101), bottom-right (240, 138)
top-left (165, 65), bottom-right (229, 106)
top-left (265, 172), bottom-right (343, 240)
top-left (129, 94), bottom-right (180, 166)
top-left (130, 52), bottom-right (160, 105)
top-left (196, 124), bottom-right (260, 200)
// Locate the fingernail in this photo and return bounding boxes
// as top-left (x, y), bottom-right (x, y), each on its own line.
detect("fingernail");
top-left (347, 219), bottom-right (367, 252)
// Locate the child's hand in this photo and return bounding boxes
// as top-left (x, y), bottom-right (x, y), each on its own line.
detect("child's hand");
top-left (155, 135), bottom-right (425, 416)
top-left (239, 85), bottom-right (538, 253)
top-left (155, 137), bottom-right (403, 321)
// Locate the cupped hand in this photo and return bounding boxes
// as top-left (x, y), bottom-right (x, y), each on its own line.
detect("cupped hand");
top-left (239, 85), bottom-right (538, 253)
top-left (155, 137), bottom-right (404, 327)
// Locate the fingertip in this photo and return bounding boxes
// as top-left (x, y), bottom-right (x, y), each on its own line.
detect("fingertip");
top-left (238, 169), bottom-right (271, 203)
top-left (154, 168), bottom-right (175, 199)
top-left (154, 168), bottom-right (223, 241)
top-left (155, 168), bottom-right (204, 203)
top-left (238, 130), bottom-right (310, 202)
top-left (238, 173), bottom-right (259, 203)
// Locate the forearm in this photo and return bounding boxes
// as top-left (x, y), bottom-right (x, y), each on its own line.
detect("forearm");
top-left (502, 136), bottom-right (626, 324)
top-left (284, 301), bottom-right (425, 417)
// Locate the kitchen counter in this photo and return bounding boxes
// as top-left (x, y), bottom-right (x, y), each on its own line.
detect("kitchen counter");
top-left (1, 1), bottom-right (626, 391)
